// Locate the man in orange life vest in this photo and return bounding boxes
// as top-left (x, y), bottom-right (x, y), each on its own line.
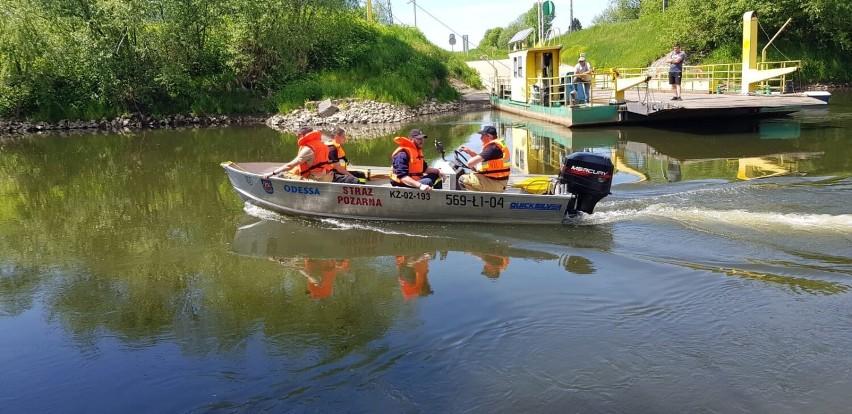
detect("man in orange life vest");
top-left (262, 126), bottom-right (333, 181)
top-left (326, 127), bottom-right (366, 184)
top-left (457, 125), bottom-right (511, 192)
top-left (390, 129), bottom-right (443, 192)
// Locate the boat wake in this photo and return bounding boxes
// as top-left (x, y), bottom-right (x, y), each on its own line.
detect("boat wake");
top-left (600, 202), bottom-right (852, 235)
top-left (318, 218), bottom-right (435, 238)
top-left (244, 203), bottom-right (288, 223)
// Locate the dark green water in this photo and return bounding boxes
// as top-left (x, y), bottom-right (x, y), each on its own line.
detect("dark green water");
top-left (1, 92), bottom-right (851, 412)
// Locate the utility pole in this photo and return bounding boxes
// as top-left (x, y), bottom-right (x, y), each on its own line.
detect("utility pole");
top-left (537, 0), bottom-right (543, 44)
top-left (569, 0), bottom-right (574, 32)
top-left (366, 0), bottom-right (372, 22)
top-left (408, 0), bottom-right (417, 27)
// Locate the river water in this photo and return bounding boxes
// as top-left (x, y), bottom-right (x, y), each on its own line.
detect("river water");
top-left (1, 92), bottom-right (851, 413)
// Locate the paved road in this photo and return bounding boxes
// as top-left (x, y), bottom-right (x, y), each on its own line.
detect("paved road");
top-left (466, 59), bottom-right (511, 93)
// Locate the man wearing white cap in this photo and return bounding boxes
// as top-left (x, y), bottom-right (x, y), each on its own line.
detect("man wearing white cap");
top-left (573, 53), bottom-right (593, 104)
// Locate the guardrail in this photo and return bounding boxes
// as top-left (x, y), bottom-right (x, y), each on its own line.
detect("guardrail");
top-left (490, 74), bottom-right (600, 107)
top-left (488, 60), bottom-right (800, 106)
top-left (615, 60), bottom-right (800, 94)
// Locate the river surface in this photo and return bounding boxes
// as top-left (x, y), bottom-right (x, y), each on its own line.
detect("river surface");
top-left (2, 92), bottom-right (851, 413)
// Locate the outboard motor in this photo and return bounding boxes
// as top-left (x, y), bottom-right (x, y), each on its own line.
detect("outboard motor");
top-left (557, 152), bottom-right (614, 215)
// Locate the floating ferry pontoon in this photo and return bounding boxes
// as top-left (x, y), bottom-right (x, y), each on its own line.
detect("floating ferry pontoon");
top-left (484, 11), bottom-right (828, 128)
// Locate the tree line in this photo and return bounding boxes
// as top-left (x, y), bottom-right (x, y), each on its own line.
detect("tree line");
top-left (472, 0), bottom-right (849, 82)
top-left (0, 0), bottom-right (479, 121)
top-left (2, 0), bottom-right (848, 122)
top-left (591, 0), bottom-right (850, 81)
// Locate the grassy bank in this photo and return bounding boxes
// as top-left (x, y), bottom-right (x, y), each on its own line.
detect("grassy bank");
top-left (0, 2), bottom-right (480, 123)
top-left (464, 4), bottom-right (850, 84)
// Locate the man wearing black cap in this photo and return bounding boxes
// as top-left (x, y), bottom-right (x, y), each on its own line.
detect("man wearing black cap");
top-left (390, 129), bottom-right (443, 192)
top-left (262, 126), bottom-right (333, 181)
top-left (457, 125), bottom-right (510, 192)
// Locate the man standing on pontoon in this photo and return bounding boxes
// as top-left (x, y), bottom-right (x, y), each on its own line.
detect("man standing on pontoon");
top-left (667, 43), bottom-right (687, 101)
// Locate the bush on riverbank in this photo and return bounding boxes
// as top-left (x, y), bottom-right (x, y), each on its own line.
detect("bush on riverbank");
top-left (0, 1), bottom-right (481, 122)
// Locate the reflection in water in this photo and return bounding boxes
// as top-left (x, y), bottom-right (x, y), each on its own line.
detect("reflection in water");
top-left (3, 106), bottom-right (852, 412)
top-left (560, 255), bottom-right (595, 274)
top-left (468, 253), bottom-right (511, 278)
top-left (489, 112), bottom-right (828, 183)
top-left (268, 257), bottom-right (352, 299)
top-left (396, 253), bottom-right (434, 299)
top-left (233, 207), bottom-right (609, 300)
top-left (490, 112), bottom-right (620, 176)
top-left (616, 122), bottom-right (823, 182)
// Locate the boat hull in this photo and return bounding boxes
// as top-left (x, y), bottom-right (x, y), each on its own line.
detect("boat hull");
top-left (222, 162), bottom-right (578, 224)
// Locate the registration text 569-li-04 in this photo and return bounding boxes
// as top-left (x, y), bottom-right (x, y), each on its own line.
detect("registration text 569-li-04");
top-left (445, 194), bottom-right (504, 208)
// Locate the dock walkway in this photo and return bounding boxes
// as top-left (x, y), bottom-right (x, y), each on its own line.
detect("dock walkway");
top-left (614, 90), bottom-right (826, 123)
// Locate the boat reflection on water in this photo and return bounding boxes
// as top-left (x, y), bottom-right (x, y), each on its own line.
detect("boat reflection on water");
top-left (232, 211), bottom-right (613, 299)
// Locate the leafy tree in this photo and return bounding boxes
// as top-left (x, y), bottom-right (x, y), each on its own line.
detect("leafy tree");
top-left (481, 27), bottom-right (504, 49)
top-left (593, 0), bottom-right (642, 25)
top-left (570, 18), bottom-right (583, 32)
top-left (496, 4), bottom-right (555, 47)
top-left (802, 0), bottom-right (852, 50)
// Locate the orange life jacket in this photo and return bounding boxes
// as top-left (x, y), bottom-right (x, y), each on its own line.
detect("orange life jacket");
top-left (325, 139), bottom-right (349, 166)
top-left (390, 137), bottom-right (425, 184)
top-left (477, 139), bottom-right (511, 180)
top-left (296, 131), bottom-right (331, 178)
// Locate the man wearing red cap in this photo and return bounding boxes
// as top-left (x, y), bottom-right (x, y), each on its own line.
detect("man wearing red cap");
top-left (457, 125), bottom-right (511, 192)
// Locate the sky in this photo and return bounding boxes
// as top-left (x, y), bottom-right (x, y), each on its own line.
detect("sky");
top-left (384, 0), bottom-right (610, 51)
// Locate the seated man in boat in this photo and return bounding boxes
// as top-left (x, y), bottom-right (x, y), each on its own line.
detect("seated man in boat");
top-left (326, 127), bottom-right (366, 184)
top-left (457, 125), bottom-right (511, 192)
top-left (390, 129), bottom-right (443, 192)
top-left (262, 126), bottom-right (333, 181)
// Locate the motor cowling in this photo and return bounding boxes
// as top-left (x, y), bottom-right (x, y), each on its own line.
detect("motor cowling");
top-left (558, 152), bottom-right (614, 214)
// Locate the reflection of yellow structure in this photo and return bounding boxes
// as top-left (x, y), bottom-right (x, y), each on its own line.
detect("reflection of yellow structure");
top-left (619, 138), bottom-right (823, 182)
top-left (613, 152), bottom-right (648, 182)
top-left (736, 156), bottom-right (790, 180)
top-left (506, 124), bottom-right (620, 175)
